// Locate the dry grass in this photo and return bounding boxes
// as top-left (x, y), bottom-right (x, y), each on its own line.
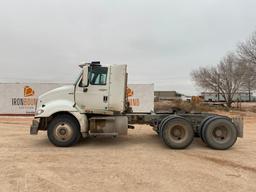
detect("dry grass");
top-left (154, 100), bottom-right (227, 113)
top-left (232, 102), bottom-right (256, 113)
top-left (155, 100), bottom-right (256, 113)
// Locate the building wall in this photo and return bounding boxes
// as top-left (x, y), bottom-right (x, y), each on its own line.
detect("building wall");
top-left (154, 91), bottom-right (179, 101)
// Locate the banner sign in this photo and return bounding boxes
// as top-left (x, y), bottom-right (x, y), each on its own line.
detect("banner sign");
top-left (0, 83), bottom-right (63, 115)
top-left (0, 83), bottom-right (154, 115)
top-left (127, 84), bottom-right (154, 113)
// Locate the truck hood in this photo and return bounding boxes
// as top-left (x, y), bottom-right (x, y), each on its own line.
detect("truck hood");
top-left (38, 85), bottom-right (74, 107)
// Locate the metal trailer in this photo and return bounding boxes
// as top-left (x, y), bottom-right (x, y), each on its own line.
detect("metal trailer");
top-left (30, 62), bottom-right (244, 150)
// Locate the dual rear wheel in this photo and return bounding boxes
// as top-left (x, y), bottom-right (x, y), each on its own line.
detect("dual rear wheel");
top-left (161, 118), bottom-right (194, 149)
top-left (200, 117), bottom-right (237, 150)
top-left (160, 116), bottom-right (238, 150)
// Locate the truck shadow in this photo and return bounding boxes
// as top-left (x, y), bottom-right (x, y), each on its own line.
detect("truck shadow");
top-left (31, 133), bottom-right (207, 150)
top-left (77, 133), bottom-right (163, 148)
top-left (76, 134), bottom-right (207, 150)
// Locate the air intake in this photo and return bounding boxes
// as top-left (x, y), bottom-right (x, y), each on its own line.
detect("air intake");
top-left (91, 61), bottom-right (101, 66)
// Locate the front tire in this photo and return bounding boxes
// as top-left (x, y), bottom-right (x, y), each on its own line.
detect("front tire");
top-left (47, 115), bottom-right (81, 147)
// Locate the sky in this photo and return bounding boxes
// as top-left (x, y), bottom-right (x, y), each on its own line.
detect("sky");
top-left (0, 0), bottom-right (256, 95)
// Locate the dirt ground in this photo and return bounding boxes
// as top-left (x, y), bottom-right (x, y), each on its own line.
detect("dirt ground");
top-left (0, 112), bottom-right (255, 192)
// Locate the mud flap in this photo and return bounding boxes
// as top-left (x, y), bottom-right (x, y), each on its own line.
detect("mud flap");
top-left (232, 117), bottom-right (244, 138)
top-left (30, 119), bottom-right (40, 135)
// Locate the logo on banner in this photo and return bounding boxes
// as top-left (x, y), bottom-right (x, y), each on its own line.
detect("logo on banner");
top-left (24, 86), bottom-right (35, 97)
top-left (12, 86), bottom-right (38, 113)
top-left (127, 87), bottom-right (134, 97)
top-left (127, 87), bottom-right (140, 107)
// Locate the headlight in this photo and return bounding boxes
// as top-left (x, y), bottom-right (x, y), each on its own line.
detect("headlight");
top-left (35, 109), bottom-right (44, 116)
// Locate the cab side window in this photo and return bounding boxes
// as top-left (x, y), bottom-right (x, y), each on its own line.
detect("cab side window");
top-left (89, 66), bottom-right (108, 85)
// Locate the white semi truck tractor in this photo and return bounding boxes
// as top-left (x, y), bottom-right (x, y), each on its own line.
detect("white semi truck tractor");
top-left (30, 61), bottom-right (243, 150)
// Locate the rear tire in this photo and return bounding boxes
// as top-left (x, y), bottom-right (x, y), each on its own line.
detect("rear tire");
top-left (203, 118), bottom-right (237, 150)
top-left (47, 115), bottom-right (81, 147)
top-left (161, 118), bottom-right (194, 149)
top-left (199, 116), bottom-right (214, 143)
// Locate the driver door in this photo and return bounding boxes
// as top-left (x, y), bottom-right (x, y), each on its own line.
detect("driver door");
top-left (75, 66), bottom-right (109, 113)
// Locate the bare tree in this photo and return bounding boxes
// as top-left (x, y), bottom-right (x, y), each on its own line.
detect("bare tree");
top-left (240, 61), bottom-right (256, 101)
top-left (237, 31), bottom-right (256, 100)
top-left (192, 53), bottom-right (245, 107)
top-left (238, 32), bottom-right (256, 65)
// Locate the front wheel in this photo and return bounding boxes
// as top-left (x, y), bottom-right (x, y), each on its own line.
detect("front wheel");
top-left (47, 115), bottom-right (81, 147)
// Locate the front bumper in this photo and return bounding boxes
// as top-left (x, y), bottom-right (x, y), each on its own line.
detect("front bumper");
top-left (30, 118), bottom-right (40, 135)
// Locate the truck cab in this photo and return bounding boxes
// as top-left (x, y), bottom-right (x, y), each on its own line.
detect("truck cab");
top-left (31, 62), bottom-right (129, 147)
top-left (75, 62), bottom-right (128, 114)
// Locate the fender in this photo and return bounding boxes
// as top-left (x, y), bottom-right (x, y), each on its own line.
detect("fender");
top-left (35, 99), bottom-right (77, 118)
top-left (36, 99), bottom-right (89, 137)
top-left (70, 111), bottom-right (89, 137)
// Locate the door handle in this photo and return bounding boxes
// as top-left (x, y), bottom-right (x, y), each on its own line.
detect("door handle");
top-left (103, 96), bottom-right (108, 102)
top-left (83, 88), bottom-right (88, 92)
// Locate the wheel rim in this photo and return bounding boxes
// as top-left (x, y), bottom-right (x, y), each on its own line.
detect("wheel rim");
top-left (169, 125), bottom-right (186, 141)
top-left (212, 125), bottom-right (230, 143)
top-left (53, 122), bottom-right (73, 142)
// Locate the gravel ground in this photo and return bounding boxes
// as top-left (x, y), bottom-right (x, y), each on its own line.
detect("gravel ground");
top-left (0, 113), bottom-right (255, 192)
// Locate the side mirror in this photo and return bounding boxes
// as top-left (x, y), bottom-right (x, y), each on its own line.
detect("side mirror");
top-left (82, 66), bottom-right (89, 87)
